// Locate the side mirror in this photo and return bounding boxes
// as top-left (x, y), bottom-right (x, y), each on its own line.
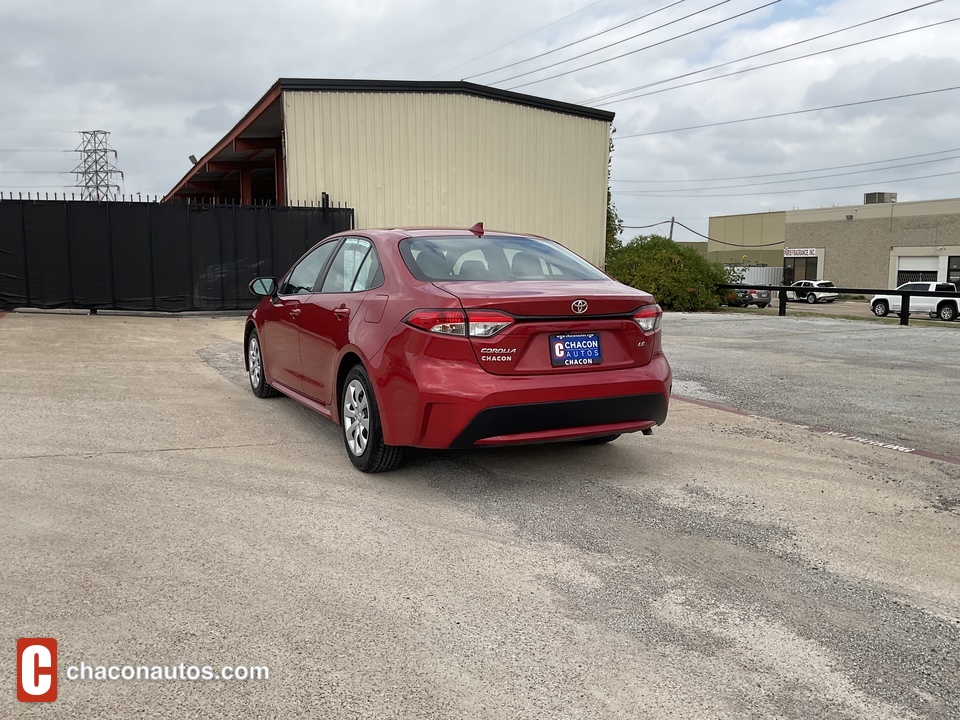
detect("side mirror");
top-left (249, 277), bottom-right (277, 297)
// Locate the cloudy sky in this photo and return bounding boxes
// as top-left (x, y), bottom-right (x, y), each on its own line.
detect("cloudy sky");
top-left (1, 0), bottom-right (957, 241)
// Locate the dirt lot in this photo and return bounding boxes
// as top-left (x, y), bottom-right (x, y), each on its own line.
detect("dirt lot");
top-left (1, 312), bottom-right (958, 719)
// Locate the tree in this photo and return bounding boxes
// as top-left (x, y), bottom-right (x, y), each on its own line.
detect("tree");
top-left (605, 234), bottom-right (735, 311)
top-left (604, 134), bottom-right (623, 268)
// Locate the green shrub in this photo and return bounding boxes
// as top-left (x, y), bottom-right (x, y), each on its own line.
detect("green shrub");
top-left (606, 234), bottom-right (734, 312)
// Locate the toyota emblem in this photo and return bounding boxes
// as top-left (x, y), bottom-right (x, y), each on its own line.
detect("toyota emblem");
top-left (571, 299), bottom-right (588, 314)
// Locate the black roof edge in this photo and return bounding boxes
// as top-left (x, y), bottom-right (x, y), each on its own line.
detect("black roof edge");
top-left (276, 78), bottom-right (614, 122)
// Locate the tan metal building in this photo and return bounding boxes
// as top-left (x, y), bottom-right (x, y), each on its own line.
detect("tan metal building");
top-left (165, 79), bottom-right (614, 267)
top-left (709, 195), bottom-right (960, 289)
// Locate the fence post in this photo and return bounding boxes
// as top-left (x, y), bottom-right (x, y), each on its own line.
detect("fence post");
top-left (778, 288), bottom-right (787, 316)
top-left (899, 294), bottom-right (910, 326)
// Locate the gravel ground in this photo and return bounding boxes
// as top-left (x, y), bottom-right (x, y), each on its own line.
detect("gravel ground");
top-left (1, 312), bottom-right (958, 719)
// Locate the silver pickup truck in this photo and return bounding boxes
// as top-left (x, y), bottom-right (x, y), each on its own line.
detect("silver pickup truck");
top-left (870, 282), bottom-right (959, 321)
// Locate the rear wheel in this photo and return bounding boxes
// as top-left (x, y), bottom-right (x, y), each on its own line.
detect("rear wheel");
top-left (341, 365), bottom-right (404, 473)
top-left (872, 301), bottom-right (889, 317)
top-left (758, 303), bottom-right (769, 309)
top-left (826, 299), bottom-right (835, 303)
top-left (247, 330), bottom-right (280, 398)
top-left (938, 302), bottom-right (957, 321)
top-left (806, 293), bottom-right (818, 304)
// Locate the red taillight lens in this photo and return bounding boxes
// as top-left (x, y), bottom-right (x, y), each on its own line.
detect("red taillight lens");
top-left (403, 309), bottom-right (514, 337)
top-left (633, 304), bottom-right (662, 332)
top-left (465, 310), bottom-right (514, 338)
top-left (404, 309), bottom-right (468, 335)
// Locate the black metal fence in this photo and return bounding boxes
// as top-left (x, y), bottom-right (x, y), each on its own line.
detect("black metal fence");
top-left (0, 200), bottom-right (354, 312)
top-left (717, 284), bottom-right (960, 326)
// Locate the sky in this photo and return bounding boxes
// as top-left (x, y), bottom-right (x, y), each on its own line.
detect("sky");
top-left (1, 0), bottom-right (958, 242)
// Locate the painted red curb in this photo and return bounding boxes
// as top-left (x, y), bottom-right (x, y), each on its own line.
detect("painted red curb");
top-left (0, 312), bottom-right (7, 320)
top-left (673, 394), bottom-right (960, 467)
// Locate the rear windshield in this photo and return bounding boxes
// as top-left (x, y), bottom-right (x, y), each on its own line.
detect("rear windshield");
top-left (399, 235), bottom-right (607, 282)
top-left (818, 281), bottom-right (836, 287)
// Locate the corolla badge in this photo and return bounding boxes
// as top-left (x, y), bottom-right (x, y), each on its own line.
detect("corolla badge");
top-left (571, 299), bottom-right (588, 314)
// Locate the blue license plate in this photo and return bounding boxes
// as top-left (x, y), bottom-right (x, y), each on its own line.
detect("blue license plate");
top-left (550, 333), bottom-right (602, 366)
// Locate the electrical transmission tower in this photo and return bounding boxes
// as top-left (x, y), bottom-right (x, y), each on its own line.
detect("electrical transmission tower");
top-left (72, 130), bottom-right (123, 200)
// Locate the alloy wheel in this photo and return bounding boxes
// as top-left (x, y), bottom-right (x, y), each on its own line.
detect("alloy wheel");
top-left (342, 379), bottom-right (370, 456)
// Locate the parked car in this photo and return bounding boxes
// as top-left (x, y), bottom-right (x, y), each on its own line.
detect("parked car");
top-left (244, 226), bottom-right (672, 472)
top-left (870, 282), bottom-right (959, 321)
top-left (728, 288), bottom-right (771, 308)
top-left (785, 280), bottom-right (839, 303)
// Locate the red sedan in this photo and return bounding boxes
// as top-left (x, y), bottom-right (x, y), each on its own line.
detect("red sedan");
top-left (244, 225), bottom-right (671, 472)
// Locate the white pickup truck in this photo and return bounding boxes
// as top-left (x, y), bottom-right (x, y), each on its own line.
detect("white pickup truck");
top-left (870, 281), bottom-right (959, 321)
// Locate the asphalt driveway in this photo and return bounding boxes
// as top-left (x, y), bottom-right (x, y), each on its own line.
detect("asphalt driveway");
top-left (1, 312), bottom-right (957, 719)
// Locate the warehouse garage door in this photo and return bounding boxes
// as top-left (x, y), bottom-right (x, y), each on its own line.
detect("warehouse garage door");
top-left (897, 256), bottom-right (938, 285)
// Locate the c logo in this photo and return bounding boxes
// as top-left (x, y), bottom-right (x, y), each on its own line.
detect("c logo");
top-left (17, 638), bottom-right (57, 702)
top-left (571, 299), bottom-right (588, 314)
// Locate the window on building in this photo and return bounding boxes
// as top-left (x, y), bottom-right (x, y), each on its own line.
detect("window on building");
top-left (783, 257), bottom-right (818, 284)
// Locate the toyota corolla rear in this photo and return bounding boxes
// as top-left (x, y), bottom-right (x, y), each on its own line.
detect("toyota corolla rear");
top-left (371, 232), bottom-right (671, 449)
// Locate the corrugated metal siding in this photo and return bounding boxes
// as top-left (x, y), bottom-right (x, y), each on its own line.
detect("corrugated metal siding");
top-left (282, 91), bottom-right (610, 266)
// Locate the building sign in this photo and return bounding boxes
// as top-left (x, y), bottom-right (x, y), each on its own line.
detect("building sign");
top-left (784, 248), bottom-right (817, 257)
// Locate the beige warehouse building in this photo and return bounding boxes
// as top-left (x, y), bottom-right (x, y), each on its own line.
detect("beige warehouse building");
top-left (165, 78), bottom-right (614, 267)
top-left (708, 194), bottom-right (960, 289)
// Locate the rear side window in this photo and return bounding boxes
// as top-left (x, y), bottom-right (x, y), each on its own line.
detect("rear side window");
top-left (819, 282), bottom-right (835, 288)
top-left (936, 284), bottom-right (955, 292)
top-left (400, 235), bottom-right (606, 281)
top-left (320, 237), bottom-right (383, 293)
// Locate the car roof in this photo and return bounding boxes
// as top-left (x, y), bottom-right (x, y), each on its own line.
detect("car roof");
top-left (343, 227), bottom-right (551, 242)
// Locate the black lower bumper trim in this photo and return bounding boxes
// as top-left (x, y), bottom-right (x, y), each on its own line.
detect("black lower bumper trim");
top-left (450, 393), bottom-right (668, 449)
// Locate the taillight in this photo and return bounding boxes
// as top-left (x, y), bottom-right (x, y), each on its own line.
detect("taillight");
top-left (633, 304), bottom-right (662, 332)
top-left (403, 309), bottom-right (514, 337)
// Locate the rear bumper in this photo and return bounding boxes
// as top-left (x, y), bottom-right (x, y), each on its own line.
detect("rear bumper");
top-left (378, 352), bottom-right (672, 449)
top-left (449, 393), bottom-right (667, 448)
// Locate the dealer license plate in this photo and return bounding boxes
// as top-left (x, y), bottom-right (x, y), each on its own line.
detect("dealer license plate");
top-left (550, 333), bottom-right (602, 367)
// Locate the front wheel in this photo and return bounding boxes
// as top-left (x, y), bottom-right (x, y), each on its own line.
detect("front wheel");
top-left (806, 293), bottom-right (818, 304)
top-left (341, 365), bottom-right (404, 473)
top-left (247, 330), bottom-right (280, 398)
top-left (872, 301), bottom-right (889, 317)
top-left (938, 303), bottom-right (958, 321)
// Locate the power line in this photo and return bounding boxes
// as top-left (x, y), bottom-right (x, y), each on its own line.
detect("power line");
top-left (622, 221), bottom-right (673, 229)
top-left (0, 149), bottom-right (74, 152)
top-left (615, 154), bottom-right (960, 194)
top-left (612, 146), bottom-right (960, 183)
top-left (615, 85), bottom-right (960, 138)
top-left (595, 17), bottom-right (958, 106)
top-left (489, 0), bottom-right (737, 87)
top-left (611, 168), bottom-right (960, 198)
top-left (464, 0), bottom-right (686, 80)
top-left (504, 0), bottom-right (781, 90)
top-left (427, 0), bottom-right (609, 79)
top-left (583, 1), bottom-right (942, 104)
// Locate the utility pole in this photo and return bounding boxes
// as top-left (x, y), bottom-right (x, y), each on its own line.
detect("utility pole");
top-left (668, 216), bottom-right (675, 241)
top-left (72, 131), bottom-right (123, 201)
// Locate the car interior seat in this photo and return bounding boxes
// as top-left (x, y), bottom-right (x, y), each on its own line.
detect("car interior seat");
top-left (510, 252), bottom-right (544, 279)
top-left (415, 249), bottom-right (449, 278)
top-left (457, 260), bottom-right (488, 279)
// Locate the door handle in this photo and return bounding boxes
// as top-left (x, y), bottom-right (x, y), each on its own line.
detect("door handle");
top-left (289, 308), bottom-right (301, 318)
top-left (334, 306), bottom-right (351, 320)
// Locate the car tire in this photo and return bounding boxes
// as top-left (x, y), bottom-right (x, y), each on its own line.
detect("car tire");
top-left (247, 329), bottom-right (281, 398)
top-left (341, 364), bottom-right (404, 473)
top-left (872, 301), bottom-right (889, 317)
top-left (938, 303), bottom-right (958, 321)
top-left (806, 293), bottom-right (818, 304)
top-left (758, 303), bottom-right (769, 309)
top-left (825, 299), bottom-right (835, 303)
top-left (580, 434), bottom-right (621, 445)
